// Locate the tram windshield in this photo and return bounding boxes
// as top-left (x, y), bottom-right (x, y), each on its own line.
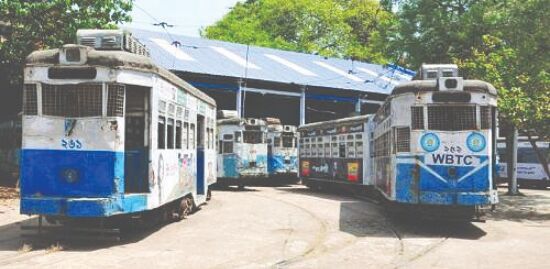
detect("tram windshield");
top-left (243, 130), bottom-right (264, 144)
top-left (282, 134), bottom-right (295, 148)
top-left (24, 83), bottom-right (125, 118)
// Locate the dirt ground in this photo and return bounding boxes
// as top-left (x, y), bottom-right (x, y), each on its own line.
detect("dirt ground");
top-left (0, 185), bottom-right (549, 269)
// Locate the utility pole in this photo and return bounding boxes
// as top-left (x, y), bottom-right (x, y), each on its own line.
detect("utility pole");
top-left (508, 127), bottom-right (519, 195)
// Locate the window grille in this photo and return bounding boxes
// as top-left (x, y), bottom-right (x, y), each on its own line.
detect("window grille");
top-left (347, 140), bottom-right (355, 157)
top-left (427, 106), bottom-right (476, 131)
top-left (395, 127), bottom-right (410, 153)
top-left (42, 84), bottom-right (102, 117)
top-left (243, 131), bottom-right (263, 144)
top-left (222, 141), bottom-right (233, 153)
top-left (356, 141), bottom-right (363, 155)
top-left (411, 106), bottom-right (424, 130)
top-left (374, 131), bottom-right (391, 157)
top-left (107, 84), bottom-right (124, 117)
top-left (23, 84), bottom-right (38, 115)
top-left (282, 135), bottom-right (294, 148)
top-left (480, 106), bottom-right (492, 129)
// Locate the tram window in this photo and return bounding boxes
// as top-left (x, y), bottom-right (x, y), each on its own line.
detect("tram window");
top-left (318, 143), bottom-right (324, 157)
top-left (175, 120), bottom-right (182, 149)
top-left (395, 127), bottom-right (410, 152)
top-left (347, 135), bottom-right (354, 140)
top-left (42, 84), bottom-right (102, 117)
top-left (23, 84), bottom-right (38, 115)
top-left (331, 136), bottom-right (337, 142)
top-left (428, 106), bottom-right (476, 131)
top-left (356, 141), bottom-right (363, 155)
top-left (274, 137), bottom-right (281, 147)
top-left (190, 124), bottom-right (195, 149)
top-left (339, 143), bottom-right (346, 158)
top-left (159, 100), bottom-right (166, 114)
top-left (480, 106), bottom-right (492, 129)
top-left (332, 142), bottom-right (338, 157)
top-left (223, 134), bottom-right (233, 141)
top-left (107, 84), bottom-right (125, 117)
top-left (222, 141), bottom-right (233, 154)
top-left (411, 107), bottom-right (424, 130)
top-left (183, 122), bottom-right (189, 149)
top-left (347, 141), bottom-right (355, 157)
top-left (427, 71), bottom-right (438, 79)
top-left (235, 131), bottom-right (242, 142)
top-left (282, 135), bottom-right (293, 148)
top-left (324, 143), bottom-right (330, 156)
top-left (158, 116), bottom-right (166, 149)
top-left (311, 144), bottom-right (317, 156)
top-left (243, 131), bottom-right (263, 144)
top-left (167, 119), bottom-right (175, 149)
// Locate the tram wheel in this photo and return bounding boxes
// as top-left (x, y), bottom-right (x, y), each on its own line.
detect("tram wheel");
top-left (178, 198), bottom-right (189, 220)
top-left (186, 197), bottom-right (195, 213)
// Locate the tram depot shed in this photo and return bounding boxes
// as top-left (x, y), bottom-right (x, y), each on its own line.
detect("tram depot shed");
top-left (130, 29), bottom-right (415, 125)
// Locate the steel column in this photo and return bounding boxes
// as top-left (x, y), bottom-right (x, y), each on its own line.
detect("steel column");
top-left (300, 86), bottom-right (306, 126)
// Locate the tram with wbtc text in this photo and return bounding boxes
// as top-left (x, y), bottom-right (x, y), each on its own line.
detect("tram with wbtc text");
top-left (20, 29), bottom-right (217, 228)
top-left (299, 64), bottom-right (499, 219)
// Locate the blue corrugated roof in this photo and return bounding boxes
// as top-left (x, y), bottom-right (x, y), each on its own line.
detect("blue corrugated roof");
top-left (130, 28), bottom-right (415, 95)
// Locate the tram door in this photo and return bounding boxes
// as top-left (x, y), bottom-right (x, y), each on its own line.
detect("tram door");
top-left (196, 114), bottom-right (206, 195)
top-left (124, 86), bottom-right (150, 193)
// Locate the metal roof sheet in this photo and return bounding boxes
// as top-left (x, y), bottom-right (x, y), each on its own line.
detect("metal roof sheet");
top-left (129, 28), bottom-right (415, 95)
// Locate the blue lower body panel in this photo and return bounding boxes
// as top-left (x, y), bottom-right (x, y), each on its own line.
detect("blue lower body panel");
top-left (21, 194), bottom-right (148, 217)
top-left (395, 156), bottom-right (492, 207)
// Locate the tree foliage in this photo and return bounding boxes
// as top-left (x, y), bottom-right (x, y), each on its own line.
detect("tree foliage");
top-left (0, 0), bottom-right (133, 116)
top-left (389, 0), bottom-right (549, 138)
top-left (202, 0), bottom-right (397, 64)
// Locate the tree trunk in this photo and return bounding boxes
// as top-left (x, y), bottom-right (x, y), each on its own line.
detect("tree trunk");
top-left (526, 133), bottom-right (550, 181)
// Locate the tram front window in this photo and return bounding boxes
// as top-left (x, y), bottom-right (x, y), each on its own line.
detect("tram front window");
top-left (282, 135), bottom-right (294, 148)
top-left (243, 131), bottom-right (263, 144)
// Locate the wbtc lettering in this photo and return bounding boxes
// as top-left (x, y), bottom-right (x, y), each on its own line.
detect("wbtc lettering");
top-left (431, 154), bottom-right (473, 165)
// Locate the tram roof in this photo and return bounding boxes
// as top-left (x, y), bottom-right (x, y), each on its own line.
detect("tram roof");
top-left (25, 45), bottom-right (216, 106)
top-left (299, 114), bottom-right (371, 130)
top-left (391, 80), bottom-right (497, 96)
top-left (129, 28), bottom-right (416, 96)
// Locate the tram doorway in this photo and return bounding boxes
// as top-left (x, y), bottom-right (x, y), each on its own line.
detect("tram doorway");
top-left (196, 114), bottom-right (206, 196)
top-left (124, 86), bottom-right (150, 193)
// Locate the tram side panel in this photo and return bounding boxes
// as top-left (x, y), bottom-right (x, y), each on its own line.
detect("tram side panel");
top-left (299, 118), bottom-right (369, 187)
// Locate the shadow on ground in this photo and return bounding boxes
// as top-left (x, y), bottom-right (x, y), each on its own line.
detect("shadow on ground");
top-left (276, 185), bottom-right (487, 240)
top-left (0, 212), bottom-right (192, 252)
top-left (488, 189), bottom-right (550, 222)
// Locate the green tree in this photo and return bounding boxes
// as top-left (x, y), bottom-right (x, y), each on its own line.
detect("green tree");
top-left (0, 0), bottom-right (133, 117)
top-left (202, 0), bottom-right (396, 64)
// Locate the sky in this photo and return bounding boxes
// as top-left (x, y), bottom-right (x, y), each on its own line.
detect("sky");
top-left (122, 0), bottom-right (242, 37)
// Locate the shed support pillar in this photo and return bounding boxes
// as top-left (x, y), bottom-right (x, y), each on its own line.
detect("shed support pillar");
top-left (236, 80), bottom-right (243, 118)
top-left (300, 86), bottom-right (306, 126)
top-left (355, 99), bottom-right (361, 114)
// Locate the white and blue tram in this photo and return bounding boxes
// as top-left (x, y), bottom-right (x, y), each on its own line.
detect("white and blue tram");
top-left (265, 118), bottom-right (298, 179)
top-left (20, 30), bottom-right (217, 220)
top-left (299, 64), bottom-right (499, 218)
top-left (497, 138), bottom-right (550, 188)
top-left (217, 111), bottom-right (268, 187)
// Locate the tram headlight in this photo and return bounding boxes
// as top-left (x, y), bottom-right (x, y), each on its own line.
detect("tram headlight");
top-left (62, 168), bottom-right (80, 183)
